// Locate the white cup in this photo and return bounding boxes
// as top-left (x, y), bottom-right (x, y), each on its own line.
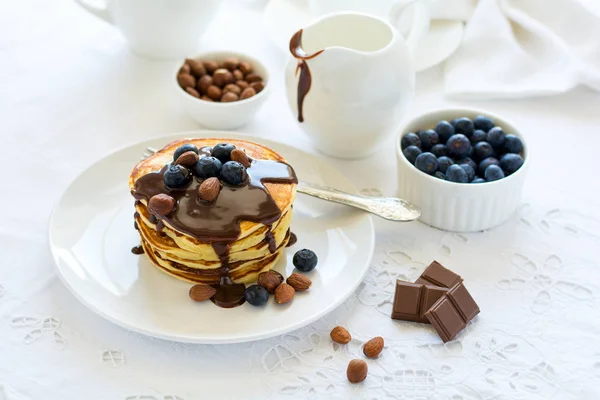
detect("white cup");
top-left (74, 0), bottom-right (223, 59)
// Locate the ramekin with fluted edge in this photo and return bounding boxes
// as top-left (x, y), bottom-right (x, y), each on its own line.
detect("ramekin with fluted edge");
top-left (396, 108), bottom-right (529, 232)
top-left (174, 51), bottom-right (270, 130)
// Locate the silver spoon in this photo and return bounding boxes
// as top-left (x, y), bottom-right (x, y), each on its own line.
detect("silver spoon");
top-left (142, 147), bottom-right (421, 222)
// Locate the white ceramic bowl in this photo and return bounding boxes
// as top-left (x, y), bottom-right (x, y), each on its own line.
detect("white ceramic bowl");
top-left (175, 51), bottom-right (270, 130)
top-left (396, 108), bottom-right (529, 232)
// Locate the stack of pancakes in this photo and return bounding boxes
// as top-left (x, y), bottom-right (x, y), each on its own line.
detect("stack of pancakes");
top-left (129, 138), bottom-right (296, 284)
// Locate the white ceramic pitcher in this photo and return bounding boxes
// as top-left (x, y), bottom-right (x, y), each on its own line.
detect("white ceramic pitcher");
top-left (285, 7), bottom-right (428, 159)
top-left (74, 0), bottom-right (222, 59)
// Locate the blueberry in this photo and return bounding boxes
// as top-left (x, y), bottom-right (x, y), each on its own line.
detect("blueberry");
top-left (163, 164), bottom-right (192, 189)
top-left (211, 143), bottom-right (236, 163)
top-left (220, 161), bottom-right (247, 185)
top-left (414, 152), bottom-right (438, 174)
top-left (503, 134), bottom-right (523, 154)
top-left (487, 127), bottom-right (505, 149)
top-left (401, 133), bottom-right (421, 150)
top-left (456, 157), bottom-right (477, 172)
top-left (500, 153), bottom-right (524, 175)
top-left (403, 145), bottom-right (422, 164)
top-left (472, 177), bottom-right (486, 183)
top-left (193, 156), bottom-right (222, 179)
top-left (470, 130), bottom-right (487, 145)
top-left (446, 134), bottom-right (472, 159)
top-left (418, 129), bottom-right (439, 151)
top-left (450, 118), bottom-right (459, 127)
top-left (435, 121), bottom-right (455, 144)
top-left (434, 171), bottom-right (446, 180)
top-left (437, 156), bottom-right (454, 173)
top-left (173, 143), bottom-right (199, 161)
top-left (478, 157), bottom-right (499, 177)
top-left (473, 141), bottom-right (495, 161)
top-left (293, 249), bottom-right (318, 272)
top-left (431, 144), bottom-right (447, 157)
top-left (245, 285), bottom-right (269, 306)
top-left (484, 165), bottom-right (505, 181)
top-left (473, 115), bottom-right (495, 132)
top-left (453, 118), bottom-right (475, 137)
top-left (459, 164), bottom-right (475, 182)
top-left (445, 164), bottom-right (468, 183)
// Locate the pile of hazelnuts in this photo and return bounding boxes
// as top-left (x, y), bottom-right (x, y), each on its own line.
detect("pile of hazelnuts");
top-left (177, 57), bottom-right (265, 103)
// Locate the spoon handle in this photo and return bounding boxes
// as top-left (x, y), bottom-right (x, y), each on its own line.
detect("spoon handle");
top-left (297, 182), bottom-right (421, 222)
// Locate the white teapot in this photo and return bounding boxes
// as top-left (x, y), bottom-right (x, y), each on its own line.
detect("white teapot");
top-left (285, 8), bottom-right (428, 158)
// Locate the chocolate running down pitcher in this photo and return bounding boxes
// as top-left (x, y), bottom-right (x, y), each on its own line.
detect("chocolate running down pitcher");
top-left (285, 11), bottom-right (426, 159)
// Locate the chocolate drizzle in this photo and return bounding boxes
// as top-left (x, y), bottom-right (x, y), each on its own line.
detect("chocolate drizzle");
top-left (131, 245), bottom-right (144, 255)
top-left (286, 231), bottom-right (297, 247)
top-left (132, 151), bottom-right (298, 308)
top-left (290, 29), bottom-right (324, 123)
top-left (265, 228), bottom-right (277, 254)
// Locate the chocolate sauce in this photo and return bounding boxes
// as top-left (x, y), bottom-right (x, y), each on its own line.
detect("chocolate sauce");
top-left (131, 245), bottom-right (144, 255)
top-left (132, 153), bottom-right (298, 308)
top-left (265, 229), bottom-right (277, 254)
top-left (286, 231), bottom-right (297, 247)
top-left (290, 29), bottom-right (324, 123)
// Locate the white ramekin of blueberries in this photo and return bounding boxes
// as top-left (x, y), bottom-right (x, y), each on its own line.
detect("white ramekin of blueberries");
top-left (396, 108), bottom-right (529, 232)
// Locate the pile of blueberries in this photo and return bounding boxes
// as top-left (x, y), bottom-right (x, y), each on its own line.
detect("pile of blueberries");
top-left (162, 143), bottom-right (247, 189)
top-left (401, 115), bottom-right (524, 183)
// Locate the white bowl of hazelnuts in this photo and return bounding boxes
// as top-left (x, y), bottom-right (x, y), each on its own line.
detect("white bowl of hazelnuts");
top-left (175, 51), bottom-right (269, 130)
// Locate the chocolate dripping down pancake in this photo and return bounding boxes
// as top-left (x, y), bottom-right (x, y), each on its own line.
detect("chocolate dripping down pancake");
top-left (129, 138), bottom-right (298, 308)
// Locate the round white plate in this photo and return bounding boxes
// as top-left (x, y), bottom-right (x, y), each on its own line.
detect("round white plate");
top-left (49, 132), bottom-right (375, 344)
top-left (263, 0), bottom-right (464, 72)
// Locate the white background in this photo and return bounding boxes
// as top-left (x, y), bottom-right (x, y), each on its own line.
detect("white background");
top-left (1, 0), bottom-right (600, 399)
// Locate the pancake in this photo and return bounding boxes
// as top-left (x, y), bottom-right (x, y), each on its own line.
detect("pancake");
top-left (129, 138), bottom-right (297, 287)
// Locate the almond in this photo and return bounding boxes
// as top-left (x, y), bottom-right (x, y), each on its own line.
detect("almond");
top-left (189, 284), bottom-right (217, 302)
top-left (148, 194), bottom-right (175, 216)
top-left (174, 150), bottom-right (199, 167)
top-left (274, 283), bottom-right (295, 304)
top-left (230, 149), bottom-right (251, 167)
top-left (330, 326), bottom-right (351, 344)
top-left (286, 273), bottom-right (311, 291)
top-left (363, 336), bottom-right (384, 358)
top-left (198, 177), bottom-right (220, 202)
top-left (258, 270), bottom-right (284, 294)
top-left (346, 359), bottom-right (368, 383)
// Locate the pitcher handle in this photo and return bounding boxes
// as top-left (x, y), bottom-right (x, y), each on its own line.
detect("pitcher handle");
top-left (74, 0), bottom-right (113, 24)
top-left (389, 0), bottom-right (430, 57)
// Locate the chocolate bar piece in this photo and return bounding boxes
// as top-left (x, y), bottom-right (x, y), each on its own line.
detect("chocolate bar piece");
top-left (415, 261), bottom-right (463, 288)
top-left (425, 282), bottom-right (480, 342)
top-left (391, 280), bottom-right (448, 323)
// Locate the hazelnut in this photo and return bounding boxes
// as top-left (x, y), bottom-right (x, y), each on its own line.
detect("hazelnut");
top-left (233, 69), bottom-right (244, 81)
top-left (236, 80), bottom-right (249, 90)
top-left (207, 85), bottom-right (222, 101)
top-left (240, 87), bottom-right (256, 100)
top-left (177, 73), bottom-right (196, 89)
top-left (221, 92), bottom-right (239, 102)
top-left (201, 95), bottom-right (214, 102)
top-left (185, 87), bottom-right (200, 98)
top-left (179, 63), bottom-right (191, 75)
top-left (213, 69), bottom-right (234, 87)
top-left (197, 75), bottom-right (213, 94)
top-left (223, 58), bottom-right (239, 71)
top-left (203, 60), bottom-right (218, 74)
top-left (186, 59), bottom-right (206, 77)
top-left (245, 73), bottom-right (262, 83)
top-left (250, 81), bottom-right (265, 94)
top-left (239, 61), bottom-right (252, 75)
top-left (223, 83), bottom-right (241, 96)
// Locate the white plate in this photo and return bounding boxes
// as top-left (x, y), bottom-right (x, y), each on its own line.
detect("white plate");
top-left (263, 0), bottom-right (464, 72)
top-left (49, 132), bottom-right (375, 344)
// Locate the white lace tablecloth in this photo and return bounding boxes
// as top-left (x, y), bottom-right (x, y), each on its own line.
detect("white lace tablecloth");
top-left (2, 1), bottom-right (600, 399)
